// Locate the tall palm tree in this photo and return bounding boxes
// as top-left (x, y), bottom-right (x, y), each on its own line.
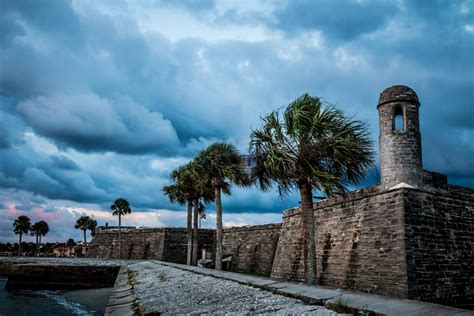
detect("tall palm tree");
top-left (30, 220), bottom-right (49, 256)
top-left (163, 164), bottom-right (196, 265)
top-left (13, 215), bottom-right (31, 256)
top-left (111, 198), bottom-right (132, 259)
top-left (196, 142), bottom-right (250, 270)
top-left (75, 215), bottom-right (92, 255)
top-left (38, 220), bottom-right (49, 244)
top-left (189, 161), bottom-right (214, 265)
top-left (88, 218), bottom-right (97, 237)
top-left (249, 93), bottom-right (374, 284)
top-left (30, 222), bottom-right (41, 256)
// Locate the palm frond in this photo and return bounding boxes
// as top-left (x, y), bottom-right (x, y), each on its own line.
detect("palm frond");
top-left (249, 93), bottom-right (374, 198)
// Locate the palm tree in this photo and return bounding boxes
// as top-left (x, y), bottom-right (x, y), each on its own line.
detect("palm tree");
top-left (163, 164), bottom-right (196, 265)
top-left (249, 93), bottom-right (374, 284)
top-left (30, 220), bottom-right (49, 256)
top-left (30, 222), bottom-right (41, 256)
top-left (189, 161), bottom-right (215, 265)
top-left (196, 142), bottom-right (250, 270)
top-left (38, 220), bottom-right (49, 244)
top-left (88, 218), bottom-right (97, 237)
top-left (111, 198), bottom-right (132, 259)
top-left (13, 215), bottom-right (31, 256)
top-left (75, 215), bottom-right (91, 255)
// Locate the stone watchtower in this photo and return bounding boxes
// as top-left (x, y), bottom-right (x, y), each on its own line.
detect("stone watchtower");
top-left (378, 85), bottom-right (423, 189)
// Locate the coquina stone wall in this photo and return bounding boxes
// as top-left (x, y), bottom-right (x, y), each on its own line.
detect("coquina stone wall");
top-left (88, 184), bottom-right (473, 307)
top-left (271, 186), bottom-right (409, 298)
top-left (222, 224), bottom-right (281, 276)
top-left (89, 225), bottom-right (281, 276)
top-left (271, 185), bottom-right (474, 307)
top-left (88, 228), bottom-right (215, 263)
top-left (404, 185), bottom-right (474, 308)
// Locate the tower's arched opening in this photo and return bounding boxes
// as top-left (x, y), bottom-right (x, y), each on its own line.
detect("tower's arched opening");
top-left (393, 106), bottom-right (404, 131)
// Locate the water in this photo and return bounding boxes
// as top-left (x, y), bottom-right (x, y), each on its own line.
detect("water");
top-left (0, 278), bottom-right (112, 316)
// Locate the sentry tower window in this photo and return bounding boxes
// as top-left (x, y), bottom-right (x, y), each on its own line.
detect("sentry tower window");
top-left (393, 106), bottom-right (404, 131)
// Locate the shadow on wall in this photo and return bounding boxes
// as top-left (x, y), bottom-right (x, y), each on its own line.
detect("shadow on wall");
top-left (344, 229), bottom-right (360, 289)
top-left (319, 232), bottom-right (332, 285)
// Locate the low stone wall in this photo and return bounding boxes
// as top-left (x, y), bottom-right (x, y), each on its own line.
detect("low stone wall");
top-left (0, 258), bottom-right (36, 276)
top-left (223, 223), bottom-right (281, 276)
top-left (105, 265), bottom-right (143, 315)
top-left (404, 185), bottom-right (474, 308)
top-left (88, 228), bottom-right (215, 264)
top-left (271, 186), bottom-right (409, 298)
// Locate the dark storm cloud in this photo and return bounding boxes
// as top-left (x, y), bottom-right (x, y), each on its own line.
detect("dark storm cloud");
top-left (0, 145), bottom-right (111, 204)
top-left (0, 0), bottom-right (472, 241)
top-left (50, 155), bottom-right (81, 171)
top-left (273, 0), bottom-right (398, 40)
top-left (1, 0), bottom-right (83, 42)
top-left (0, 127), bottom-right (9, 149)
top-left (0, 10), bottom-right (25, 45)
top-left (157, 0), bottom-right (215, 11)
top-left (17, 94), bottom-right (180, 154)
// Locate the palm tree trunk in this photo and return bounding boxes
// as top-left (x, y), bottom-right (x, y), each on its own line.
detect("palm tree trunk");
top-left (215, 187), bottom-right (223, 270)
top-left (83, 229), bottom-right (87, 256)
top-left (299, 180), bottom-right (317, 285)
top-left (192, 198), bottom-right (199, 265)
top-left (118, 213), bottom-right (122, 259)
top-left (35, 234), bottom-right (39, 257)
top-left (186, 200), bottom-right (193, 265)
top-left (18, 233), bottom-right (22, 257)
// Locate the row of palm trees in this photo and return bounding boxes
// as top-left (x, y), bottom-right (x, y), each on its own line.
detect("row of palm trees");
top-left (12, 198), bottom-right (130, 258)
top-left (74, 215), bottom-right (97, 254)
top-left (163, 143), bottom-right (248, 268)
top-left (74, 198), bottom-right (132, 258)
top-left (164, 94), bottom-right (374, 284)
top-left (13, 215), bottom-right (49, 256)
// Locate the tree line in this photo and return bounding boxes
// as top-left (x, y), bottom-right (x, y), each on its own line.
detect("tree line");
top-left (10, 198), bottom-right (132, 258)
top-left (73, 198), bottom-right (132, 257)
top-left (12, 215), bottom-right (49, 256)
top-left (163, 94), bottom-right (374, 285)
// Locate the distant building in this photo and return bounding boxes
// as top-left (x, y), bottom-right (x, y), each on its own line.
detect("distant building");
top-left (52, 242), bottom-right (88, 257)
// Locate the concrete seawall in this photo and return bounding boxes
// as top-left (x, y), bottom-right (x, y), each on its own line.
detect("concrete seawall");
top-left (5, 264), bottom-right (120, 290)
top-left (0, 257), bottom-right (142, 315)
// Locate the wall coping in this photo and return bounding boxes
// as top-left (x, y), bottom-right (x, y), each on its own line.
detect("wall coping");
top-left (96, 227), bottom-right (216, 235)
top-left (94, 225), bottom-right (282, 235)
top-left (223, 223), bottom-right (282, 233)
top-left (282, 183), bottom-right (474, 219)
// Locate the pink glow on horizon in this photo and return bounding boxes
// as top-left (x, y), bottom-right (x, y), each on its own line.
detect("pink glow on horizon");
top-left (2, 203), bottom-right (59, 222)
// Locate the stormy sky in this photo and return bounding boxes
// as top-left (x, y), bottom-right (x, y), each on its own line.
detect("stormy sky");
top-left (0, 0), bottom-right (473, 243)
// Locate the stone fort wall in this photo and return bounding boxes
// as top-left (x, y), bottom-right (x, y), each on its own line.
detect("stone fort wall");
top-left (404, 185), bottom-right (474, 308)
top-left (89, 185), bottom-right (473, 307)
top-left (88, 228), bottom-right (215, 263)
top-left (222, 224), bottom-right (281, 276)
top-left (271, 186), bottom-right (409, 298)
top-left (271, 185), bottom-right (473, 307)
top-left (88, 224), bottom-right (281, 277)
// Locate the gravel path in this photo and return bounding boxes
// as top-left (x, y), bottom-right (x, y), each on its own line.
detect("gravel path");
top-left (128, 261), bottom-right (338, 315)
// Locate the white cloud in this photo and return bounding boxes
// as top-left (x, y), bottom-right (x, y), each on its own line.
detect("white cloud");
top-left (150, 157), bottom-right (190, 173)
